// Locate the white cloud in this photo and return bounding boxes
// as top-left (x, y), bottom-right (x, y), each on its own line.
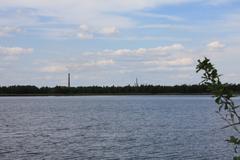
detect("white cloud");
top-left (0, 0), bottom-right (235, 40)
top-left (143, 57), bottom-right (193, 67)
top-left (39, 59), bottom-right (115, 73)
top-left (206, 0), bottom-right (237, 5)
top-left (0, 0), bottom-right (224, 31)
top-left (40, 65), bottom-right (68, 73)
top-left (220, 13), bottom-right (240, 30)
top-left (77, 32), bottom-right (94, 40)
top-left (0, 1), bottom-right (192, 13)
top-left (92, 59), bottom-right (115, 65)
top-left (96, 44), bottom-right (185, 56)
top-left (76, 25), bottom-right (94, 39)
top-left (79, 25), bottom-right (89, 32)
top-left (76, 25), bottom-right (119, 39)
top-left (134, 12), bottom-right (183, 21)
top-left (99, 26), bottom-right (119, 36)
top-left (0, 46), bottom-right (33, 56)
top-left (207, 41), bottom-right (225, 50)
top-left (139, 24), bottom-right (192, 30)
top-left (165, 57), bottom-right (193, 66)
top-left (0, 26), bottom-right (21, 37)
top-left (82, 60), bottom-right (115, 67)
top-left (36, 44), bottom-right (192, 76)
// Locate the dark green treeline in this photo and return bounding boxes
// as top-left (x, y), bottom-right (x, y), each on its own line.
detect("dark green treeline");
top-left (0, 84), bottom-right (240, 95)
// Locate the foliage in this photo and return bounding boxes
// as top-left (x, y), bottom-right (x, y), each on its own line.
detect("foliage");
top-left (196, 57), bottom-right (240, 159)
top-left (0, 84), bottom-right (209, 95)
top-left (0, 83), bottom-right (240, 95)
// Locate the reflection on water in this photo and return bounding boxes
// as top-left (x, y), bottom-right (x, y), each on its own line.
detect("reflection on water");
top-left (0, 96), bottom-right (236, 159)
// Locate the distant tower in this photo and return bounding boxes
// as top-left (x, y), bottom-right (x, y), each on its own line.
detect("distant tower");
top-left (135, 78), bottom-right (139, 87)
top-left (68, 73), bottom-right (71, 87)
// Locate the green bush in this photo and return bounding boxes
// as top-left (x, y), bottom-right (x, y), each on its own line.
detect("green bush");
top-left (197, 57), bottom-right (240, 159)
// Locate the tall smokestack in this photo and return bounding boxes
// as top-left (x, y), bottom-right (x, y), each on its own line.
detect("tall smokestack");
top-left (135, 78), bottom-right (139, 87)
top-left (68, 73), bottom-right (71, 87)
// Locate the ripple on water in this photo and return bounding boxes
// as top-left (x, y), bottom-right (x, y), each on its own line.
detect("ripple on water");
top-left (0, 96), bottom-right (236, 160)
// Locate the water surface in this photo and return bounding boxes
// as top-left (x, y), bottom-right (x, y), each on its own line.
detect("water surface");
top-left (0, 96), bottom-right (237, 159)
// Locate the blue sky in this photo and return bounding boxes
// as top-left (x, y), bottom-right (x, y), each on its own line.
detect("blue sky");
top-left (0, 0), bottom-right (240, 86)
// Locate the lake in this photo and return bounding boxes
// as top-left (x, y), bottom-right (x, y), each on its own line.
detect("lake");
top-left (0, 96), bottom-right (237, 159)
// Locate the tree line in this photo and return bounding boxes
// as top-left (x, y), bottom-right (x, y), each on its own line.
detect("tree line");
top-left (0, 84), bottom-right (240, 95)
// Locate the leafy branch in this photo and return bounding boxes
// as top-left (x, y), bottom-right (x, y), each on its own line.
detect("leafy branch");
top-left (196, 57), bottom-right (240, 159)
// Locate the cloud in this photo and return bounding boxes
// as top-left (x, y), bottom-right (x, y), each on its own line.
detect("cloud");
top-left (139, 24), bottom-right (192, 30)
top-left (0, 0), bottom-right (236, 40)
top-left (95, 44), bottom-right (185, 56)
top-left (207, 41), bottom-right (225, 50)
top-left (77, 32), bottom-right (94, 40)
top-left (219, 13), bottom-right (240, 31)
top-left (76, 25), bottom-right (119, 39)
top-left (0, 46), bottom-right (33, 56)
top-left (86, 44), bottom-right (194, 74)
top-left (143, 57), bottom-right (193, 67)
top-left (76, 25), bottom-right (93, 39)
top-left (79, 25), bottom-right (89, 32)
top-left (206, 0), bottom-right (237, 5)
top-left (40, 65), bottom-right (68, 73)
top-left (0, 1), bottom-right (191, 13)
top-left (82, 60), bottom-right (115, 66)
top-left (39, 59), bottom-right (115, 73)
top-left (0, 26), bottom-right (21, 37)
top-left (36, 44), bottom-right (192, 76)
top-left (0, 0), bottom-right (228, 34)
top-left (99, 26), bottom-right (119, 36)
top-left (1, 1), bottom-right (240, 86)
top-left (134, 12), bottom-right (183, 21)
top-left (165, 57), bottom-right (193, 66)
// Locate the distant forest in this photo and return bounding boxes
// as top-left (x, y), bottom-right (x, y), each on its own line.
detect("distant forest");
top-left (0, 84), bottom-right (240, 95)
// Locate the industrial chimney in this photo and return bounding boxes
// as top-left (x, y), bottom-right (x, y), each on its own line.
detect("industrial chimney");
top-left (68, 73), bottom-right (71, 87)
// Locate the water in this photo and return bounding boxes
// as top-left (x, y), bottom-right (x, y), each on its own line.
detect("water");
top-left (0, 96), bottom-right (237, 159)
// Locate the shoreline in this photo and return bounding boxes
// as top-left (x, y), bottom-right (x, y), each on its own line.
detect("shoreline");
top-left (0, 93), bottom-right (215, 97)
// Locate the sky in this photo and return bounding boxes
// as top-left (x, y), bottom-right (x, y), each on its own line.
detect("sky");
top-left (0, 0), bottom-right (240, 87)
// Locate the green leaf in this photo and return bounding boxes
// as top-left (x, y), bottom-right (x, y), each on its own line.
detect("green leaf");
top-left (233, 156), bottom-right (240, 160)
top-left (227, 136), bottom-right (240, 145)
